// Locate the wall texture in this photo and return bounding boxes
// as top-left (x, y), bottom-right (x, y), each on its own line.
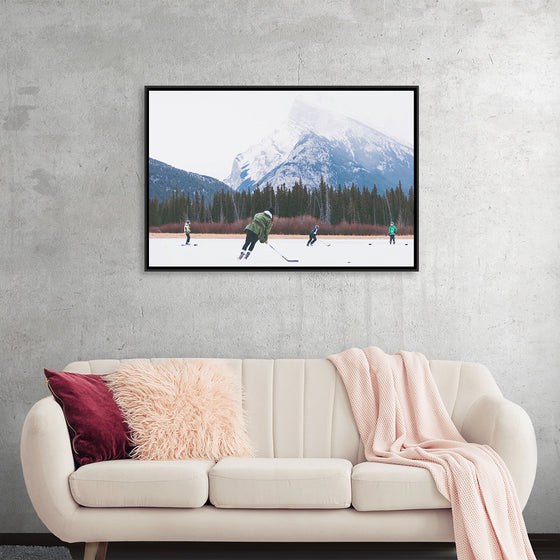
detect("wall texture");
top-left (1, 0), bottom-right (559, 533)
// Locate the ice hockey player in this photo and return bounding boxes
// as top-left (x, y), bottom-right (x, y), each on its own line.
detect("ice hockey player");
top-left (184, 220), bottom-right (191, 246)
top-left (307, 224), bottom-right (319, 246)
top-left (238, 207), bottom-right (274, 260)
top-left (388, 221), bottom-right (397, 245)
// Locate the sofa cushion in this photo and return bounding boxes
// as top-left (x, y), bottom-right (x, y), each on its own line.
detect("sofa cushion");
top-left (351, 462), bottom-right (451, 511)
top-left (69, 459), bottom-right (214, 508)
top-left (209, 457), bottom-right (352, 509)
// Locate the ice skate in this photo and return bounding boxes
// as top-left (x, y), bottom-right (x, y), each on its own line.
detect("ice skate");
top-left (238, 251), bottom-right (245, 260)
top-left (244, 251), bottom-right (251, 259)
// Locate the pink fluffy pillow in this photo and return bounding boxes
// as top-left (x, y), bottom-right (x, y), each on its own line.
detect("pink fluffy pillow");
top-left (104, 359), bottom-right (253, 461)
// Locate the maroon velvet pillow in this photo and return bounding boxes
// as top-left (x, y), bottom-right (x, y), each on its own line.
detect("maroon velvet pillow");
top-left (44, 369), bottom-right (132, 467)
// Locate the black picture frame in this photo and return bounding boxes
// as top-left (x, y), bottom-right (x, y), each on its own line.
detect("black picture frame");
top-left (145, 86), bottom-right (418, 271)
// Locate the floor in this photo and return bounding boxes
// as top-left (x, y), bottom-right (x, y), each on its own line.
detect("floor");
top-left (64, 540), bottom-right (559, 560)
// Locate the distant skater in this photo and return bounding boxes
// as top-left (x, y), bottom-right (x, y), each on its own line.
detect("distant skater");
top-left (239, 208), bottom-right (274, 260)
top-left (388, 221), bottom-right (397, 245)
top-left (184, 220), bottom-right (191, 246)
top-left (307, 224), bottom-right (319, 246)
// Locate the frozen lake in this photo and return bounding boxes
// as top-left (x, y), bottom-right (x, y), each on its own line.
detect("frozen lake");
top-left (149, 236), bottom-right (415, 268)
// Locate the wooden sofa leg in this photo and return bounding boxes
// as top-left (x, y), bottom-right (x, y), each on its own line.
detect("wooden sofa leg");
top-left (84, 542), bottom-right (108, 560)
top-left (84, 543), bottom-right (98, 560)
top-left (97, 542), bottom-right (108, 560)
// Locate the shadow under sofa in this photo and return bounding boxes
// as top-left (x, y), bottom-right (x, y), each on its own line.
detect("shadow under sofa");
top-left (21, 358), bottom-right (537, 560)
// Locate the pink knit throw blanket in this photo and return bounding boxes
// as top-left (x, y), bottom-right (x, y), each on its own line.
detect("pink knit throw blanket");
top-left (327, 347), bottom-right (535, 560)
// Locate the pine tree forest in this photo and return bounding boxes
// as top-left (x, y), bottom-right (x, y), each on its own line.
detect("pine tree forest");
top-left (149, 178), bottom-right (415, 236)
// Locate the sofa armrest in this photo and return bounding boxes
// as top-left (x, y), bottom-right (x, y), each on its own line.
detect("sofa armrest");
top-left (460, 394), bottom-right (537, 509)
top-left (21, 397), bottom-right (79, 538)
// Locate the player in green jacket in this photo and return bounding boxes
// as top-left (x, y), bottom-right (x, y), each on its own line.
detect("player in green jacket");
top-left (388, 222), bottom-right (397, 245)
top-left (184, 220), bottom-right (191, 246)
top-left (239, 208), bottom-right (274, 260)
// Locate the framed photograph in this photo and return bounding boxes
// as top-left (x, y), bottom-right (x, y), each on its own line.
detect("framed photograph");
top-left (146, 86), bottom-right (418, 270)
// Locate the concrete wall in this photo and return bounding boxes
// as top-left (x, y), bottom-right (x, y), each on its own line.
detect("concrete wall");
top-left (1, 0), bottom-right (558, 533)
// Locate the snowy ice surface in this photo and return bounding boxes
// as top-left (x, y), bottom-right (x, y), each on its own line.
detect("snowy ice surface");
top-left (149, 237), bottom-right (414, 268)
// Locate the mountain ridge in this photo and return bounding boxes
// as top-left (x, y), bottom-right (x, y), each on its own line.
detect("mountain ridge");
top-left (223, 99), bottom-right (414, 192)
top-left (148, 158), bottom-right (232, 202)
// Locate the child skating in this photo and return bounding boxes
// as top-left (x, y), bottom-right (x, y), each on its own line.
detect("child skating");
top-left (388, 221), bottom-right (397, 245)
top-left (184, 220), bottom-right (191, 246)
top-left (238, 207), bottom-right (274, 260)
top-left (307, 224), bottom-right (319, 246)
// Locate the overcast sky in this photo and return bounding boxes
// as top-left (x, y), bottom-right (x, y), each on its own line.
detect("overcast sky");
top-left (149, 89), bottom-right (415, 180)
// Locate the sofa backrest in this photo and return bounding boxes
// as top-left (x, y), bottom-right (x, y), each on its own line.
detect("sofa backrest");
top-left (64, 358), bottom-right (502, 464)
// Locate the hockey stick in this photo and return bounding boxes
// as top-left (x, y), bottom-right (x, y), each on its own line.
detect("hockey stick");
top-left (268, 243), bottom-right (299, 263)
top-left (318, 239), bottom-right (331, 247)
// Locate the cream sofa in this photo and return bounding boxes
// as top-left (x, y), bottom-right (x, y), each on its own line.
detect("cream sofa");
top-left (21, 358), bottom-right (537, 560)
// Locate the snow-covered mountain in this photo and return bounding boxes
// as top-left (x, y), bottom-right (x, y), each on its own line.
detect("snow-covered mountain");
top-left (223, 98), bottom-right (414, 192)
